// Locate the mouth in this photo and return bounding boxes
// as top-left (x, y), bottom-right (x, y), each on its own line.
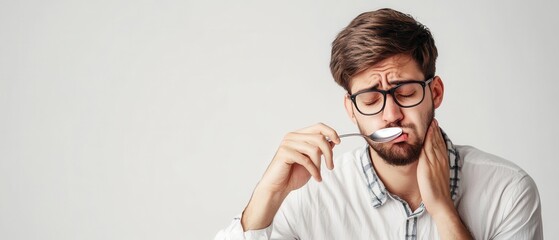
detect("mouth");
top-left (390, 133), bottom-right (408, 143)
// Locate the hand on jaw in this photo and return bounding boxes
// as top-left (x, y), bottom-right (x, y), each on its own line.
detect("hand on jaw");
top-left (417, 118), bottom-right (452, 217)
top-left (417, 119), bottom-right (472, 239)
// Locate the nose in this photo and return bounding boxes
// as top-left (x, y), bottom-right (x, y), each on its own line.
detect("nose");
top-left (382, 94), bottom-right (403, 123)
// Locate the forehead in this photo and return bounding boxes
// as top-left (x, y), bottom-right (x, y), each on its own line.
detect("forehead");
top-left (349, 55), bottom-right (424, 93)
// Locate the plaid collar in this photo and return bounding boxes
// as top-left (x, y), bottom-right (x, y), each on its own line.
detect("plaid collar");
top-left (360, 128), bottom-right (461, 208)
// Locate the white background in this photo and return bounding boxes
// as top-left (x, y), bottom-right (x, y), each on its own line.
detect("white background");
top-left (1, 0), bottom-right (558, 239)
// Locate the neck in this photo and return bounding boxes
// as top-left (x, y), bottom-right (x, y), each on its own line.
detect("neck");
top-left (369, 146), bottom-right (422, 210)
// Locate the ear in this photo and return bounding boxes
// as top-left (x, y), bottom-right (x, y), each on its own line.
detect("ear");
top-left (430, 76), bottom-right (444, 109)
top-left (344, 94), bottom-right (357, 124)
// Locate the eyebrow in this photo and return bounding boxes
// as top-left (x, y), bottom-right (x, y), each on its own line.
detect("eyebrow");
top-left (352, 83), bottom-right (379, 95)
top-left (388, 79), bottom-right (419, 85)
top-left (352, 79), bottom-right (420, 95)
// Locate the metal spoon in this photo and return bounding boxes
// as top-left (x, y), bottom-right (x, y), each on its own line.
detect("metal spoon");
top-left (338, 127), bottom-right (403, 143)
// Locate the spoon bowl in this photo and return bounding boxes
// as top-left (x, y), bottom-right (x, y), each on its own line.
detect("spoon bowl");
top-left (369, 127), bottom-right (403, 143)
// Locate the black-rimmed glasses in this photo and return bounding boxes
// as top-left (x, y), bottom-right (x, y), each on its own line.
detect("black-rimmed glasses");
top-left (349, 77), bottom-right (434, 116)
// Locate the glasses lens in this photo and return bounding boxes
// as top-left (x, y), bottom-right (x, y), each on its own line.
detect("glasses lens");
top-left (353, 82), bottom-right (427, 115)
top-left (355, 91), bottom-right (384, 115)
top-left (394, 83), bottom-right (424, 107)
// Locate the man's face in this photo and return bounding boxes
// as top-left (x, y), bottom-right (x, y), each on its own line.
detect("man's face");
top-left (344, 55), bottom-right (442, 166)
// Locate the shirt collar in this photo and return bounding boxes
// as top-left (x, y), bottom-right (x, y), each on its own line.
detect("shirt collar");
top-left (360, 128), bottom-right (461, 208)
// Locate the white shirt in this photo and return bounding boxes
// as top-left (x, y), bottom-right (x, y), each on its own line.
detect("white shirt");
top-left (215, 132), bottom-right (543, 240)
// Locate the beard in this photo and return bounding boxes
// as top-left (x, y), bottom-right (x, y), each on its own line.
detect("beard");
top-left (360, 107), bottom-right (435, 166)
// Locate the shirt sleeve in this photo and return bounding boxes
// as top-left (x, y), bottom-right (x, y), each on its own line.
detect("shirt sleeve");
top-left (213, 214), bottom-right (273, 240)
top-left (214, 189), bottom-right (302, 240)
top-left (492, 174), bottom-right (543, 240)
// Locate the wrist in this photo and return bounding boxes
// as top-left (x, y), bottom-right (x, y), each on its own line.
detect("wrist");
top-left (241, 185), bottom-right (289, 231)
top-left (429, 205), bottom-right (473, 239)
top-left (428, 200), bottom-right (458, 221)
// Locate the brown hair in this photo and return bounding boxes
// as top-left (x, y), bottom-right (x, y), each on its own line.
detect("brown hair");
top-left (330, 8), bottom-right (438, 92)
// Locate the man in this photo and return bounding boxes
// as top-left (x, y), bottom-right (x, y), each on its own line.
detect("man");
top-left (216, 8), bottom-right (542, 239)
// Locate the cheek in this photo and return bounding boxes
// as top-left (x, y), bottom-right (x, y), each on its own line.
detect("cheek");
top-left (419, 111), bottom-right (435, 139)
top-left (403, 107), bottom-right (432, 140)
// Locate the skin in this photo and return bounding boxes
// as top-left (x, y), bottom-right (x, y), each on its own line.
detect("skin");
top-left (242, 55), bottom-right (472, 239)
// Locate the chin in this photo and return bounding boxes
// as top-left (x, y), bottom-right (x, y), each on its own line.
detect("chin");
top-left (372, 141), bottom-right (422, 166)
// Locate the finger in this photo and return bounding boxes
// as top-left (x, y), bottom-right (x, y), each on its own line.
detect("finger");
top-left (283, 139), bottom-right (323, 176)
top-left (423, 120), bottom-right (437, 164)
top-left (430, 119), bottom-right (448, 167)
top-left (424, 120), bottom-right (445, 168)
top-left (295, 133), bottom-right (335, 170)
top-left (432, 119), bottom-right (447, 151)
top-left (286, 131), bottom-right (336, 170)
top-left (298, 122), bottom-right (341, 145)
top-left (281, 145), bottom-right (322, 182)
top-left (426, 121), bottom-right (441, 162)
top-left (318, 136), bottom-right (335, 170)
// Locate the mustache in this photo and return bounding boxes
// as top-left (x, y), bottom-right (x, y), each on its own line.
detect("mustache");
top-left (384, 122), bottom-right (416, 130)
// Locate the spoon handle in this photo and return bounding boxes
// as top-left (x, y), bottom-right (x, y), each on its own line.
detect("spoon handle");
top-left (338, 133), bottom-right (365, 138)
top-left (326, 133), bottom-right (366, 142)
